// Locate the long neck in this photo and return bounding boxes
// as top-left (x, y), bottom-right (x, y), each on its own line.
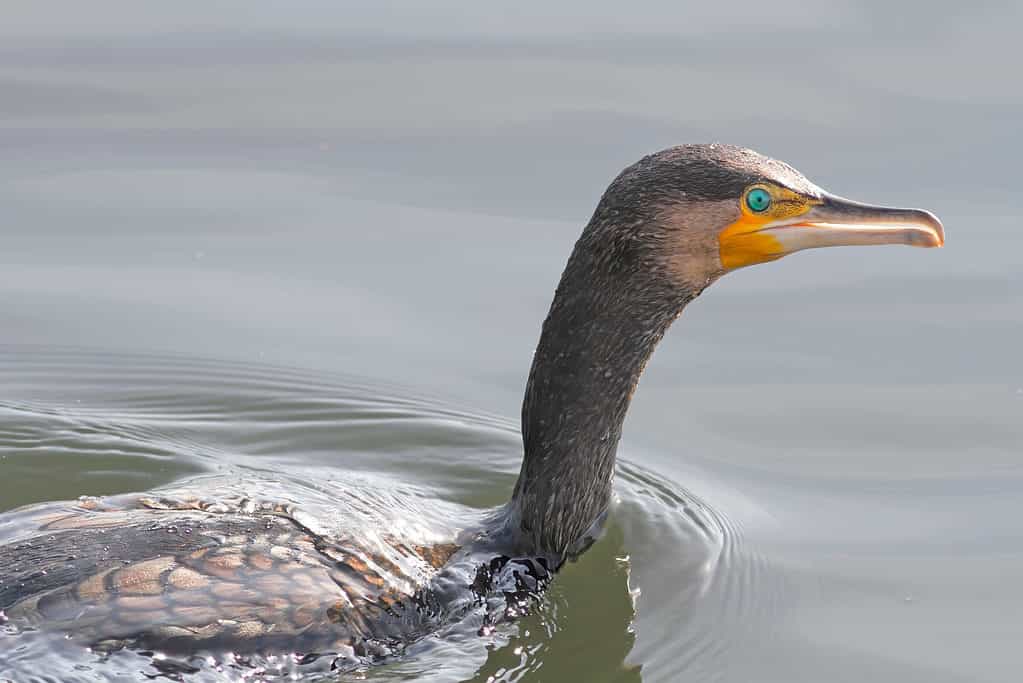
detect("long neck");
top-left (508, 224), bottom-right (696, 557)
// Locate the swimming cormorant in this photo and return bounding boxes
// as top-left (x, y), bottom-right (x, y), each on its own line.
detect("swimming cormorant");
top-left (0, 144), bottom-right (944, 664)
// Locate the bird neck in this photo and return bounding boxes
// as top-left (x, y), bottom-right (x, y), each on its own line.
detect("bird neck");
top-left (508, 225), bottom-right (696, 558)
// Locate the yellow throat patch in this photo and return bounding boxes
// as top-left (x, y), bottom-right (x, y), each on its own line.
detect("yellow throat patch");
top-left (718, 184), bottom-right (820, 270)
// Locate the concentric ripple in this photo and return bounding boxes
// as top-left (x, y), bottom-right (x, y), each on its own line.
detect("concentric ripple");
top-left (0, 347), bottom-right (779, 681)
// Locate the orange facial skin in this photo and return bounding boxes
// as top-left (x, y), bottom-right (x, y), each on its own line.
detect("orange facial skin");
top-left (718, 184), bottom-right (820, 269)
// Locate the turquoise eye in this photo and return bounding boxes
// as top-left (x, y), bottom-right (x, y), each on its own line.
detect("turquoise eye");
top-left (745, 188), bottom-right (772, 213)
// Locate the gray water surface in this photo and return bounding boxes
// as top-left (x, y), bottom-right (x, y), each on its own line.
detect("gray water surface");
top-left (1, 2), bottom-right (1021, 681)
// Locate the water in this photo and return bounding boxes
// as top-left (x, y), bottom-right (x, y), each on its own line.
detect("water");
top-left (1, 3), bottom-right (1021, 681)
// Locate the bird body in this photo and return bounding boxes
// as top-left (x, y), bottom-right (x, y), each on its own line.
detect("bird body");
top-left (1, 494), bottom-right (462, 657)
top-left (0, 144), bottom-right (943, 665)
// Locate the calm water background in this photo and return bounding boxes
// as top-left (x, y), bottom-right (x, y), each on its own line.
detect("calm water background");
top-left (1, 2), bottom-right (1021, 681)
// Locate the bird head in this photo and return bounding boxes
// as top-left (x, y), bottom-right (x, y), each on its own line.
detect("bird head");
top-left (590, 144), bottom-right (944, 294)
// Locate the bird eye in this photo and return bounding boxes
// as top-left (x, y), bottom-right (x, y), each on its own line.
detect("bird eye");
top-left (745, 187), bottom-right (772, 213)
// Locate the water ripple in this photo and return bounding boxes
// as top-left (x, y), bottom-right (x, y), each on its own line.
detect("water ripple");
top-left (0, 347), bottom-right (767, 681)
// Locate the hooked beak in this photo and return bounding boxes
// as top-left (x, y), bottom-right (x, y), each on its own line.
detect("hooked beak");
top-left (719, 193), bottom-right (944, 270)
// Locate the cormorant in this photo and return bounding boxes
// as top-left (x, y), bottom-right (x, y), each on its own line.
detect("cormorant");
top-left (0, 144), bottom-right (944, 664)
